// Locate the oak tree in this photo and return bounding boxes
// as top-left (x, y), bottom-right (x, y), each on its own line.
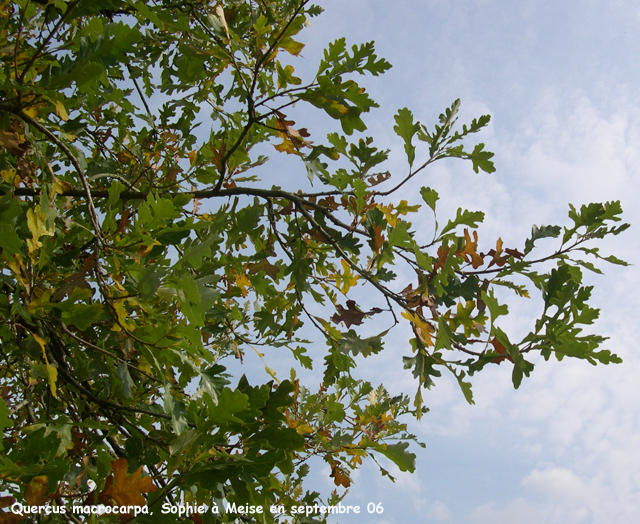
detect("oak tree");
top-left (0, 0), bottom-right (628, 522)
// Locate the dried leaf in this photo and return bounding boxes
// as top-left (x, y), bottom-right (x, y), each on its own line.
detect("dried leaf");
top-left (51, 253), bottom-right (95, 302)
top-left (366, 171), bottom-right (391, 187)
top-left (246, 259), bottom-right (280, 279)
top-left (330, 464), bottom-right (351, 487)
top-left (490, 337), bottom-right (513, 364)
top-left (0, 131), bottom-right (28, 157)
top-left (331, 300), bottom-right (382, 328)
top-left (98, 458), bottom-right (158, 516)
top-left (25, 476), bottom-right (49, 506)
top-left (458, 229), bottom-right (484, 269)
top-left (372, 224), bottom-right (384, 251)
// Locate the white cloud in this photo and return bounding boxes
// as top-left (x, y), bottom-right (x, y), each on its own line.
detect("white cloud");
top-left (467, 499), bottom-right (540, 524)
top-left (425, 500), bottom-right (453, 522)
top-left (522, 467), bottom-right (591, 501)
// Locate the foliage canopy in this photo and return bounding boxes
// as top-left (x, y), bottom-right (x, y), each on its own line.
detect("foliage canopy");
top-left (0, 0), bottom-right (628, 522)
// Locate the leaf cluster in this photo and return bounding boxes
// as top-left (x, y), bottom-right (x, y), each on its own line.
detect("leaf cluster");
top-left (0, 1), bottom-right (627, 522)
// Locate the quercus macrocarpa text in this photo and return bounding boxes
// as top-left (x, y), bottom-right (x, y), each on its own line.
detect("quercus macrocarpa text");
top-left (0, 1), bottom-right (627, 522)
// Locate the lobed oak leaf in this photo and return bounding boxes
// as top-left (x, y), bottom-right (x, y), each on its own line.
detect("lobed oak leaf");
top-left (331, 300), bottom-right (382, 328)
top-left (366, 171), bottom-right (391, 187)
top-left (330, 464), bottom-right (351, 488)
top-left (246, 259), bottom-right (280, 279)
top-left (433, 245), bottom-right (451, 272)
top-left (98, 458), bottom-right (158, 516)
top-left (458, 229), bottom-right (484, 269)
top-left (317, 196), bottom-right (341, 210)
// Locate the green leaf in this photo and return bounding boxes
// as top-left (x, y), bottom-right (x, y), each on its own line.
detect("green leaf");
top-left (116, 361), bottom-right (134, 398)
top-left (375, 442), bottom-right (416, 473)
top-left (341, 330), bottom-right (386, 357)
top-left (420, 187), bottom-right (439, 212)
top-left (0, 398), bottom-right (11, 449)
top-left (440, 208), bottom-right (485, 236)
top-left (206, 387), bottom-right (249, 425)
top-left (482, 290), bottom-right (509, 321)
top-left (468, 143), bottom-right (495, 173)
top-left (394, 108), bottom-right (420, 166)
top-left (524, 224), bottom-right (561, 255)
top-left (61, 303), bottom-right (104, 331)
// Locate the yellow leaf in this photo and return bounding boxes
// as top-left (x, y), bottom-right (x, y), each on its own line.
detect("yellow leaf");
top-left (235, 272), bottom-right (251, 297)
top-left (336, 259), bottom-right (359, 294)
top-left (401, 310), bottom-right (434, 347)
top-left (111, 299), bottom-right (135, 331)
top-left (31, 332), bottom-right (58, 398)
top-left (0, 169), bottom-right (15, 183)
top-left (279, 37), bottom-right (305, 56)
top-left (52, 176), bottom-right (72, 195)
top-left (395, 199), bottom-right (421, 215)
top-left (23, 106), bottom-right (38, 118)
top-left (187, 150), bottom-right (196, 165)
top-left (26, 206), bottom-right (55, 257)
top-left (215, 5), bottom-right (230, 43)
top-left (53, 99), bottom-right (68, 121)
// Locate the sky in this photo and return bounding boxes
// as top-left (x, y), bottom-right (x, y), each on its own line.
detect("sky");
top-left (282, 1), bottom-right (640, 523)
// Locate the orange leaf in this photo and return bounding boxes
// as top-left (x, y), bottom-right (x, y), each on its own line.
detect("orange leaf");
top-left (458, 229), bottom-right (484, 269)
top-left (372, 224), bottom-right (385, 251)
top-left (434, 245), bottom-right (451, 272)
top-left (98, 458), bottom-right (158, 515)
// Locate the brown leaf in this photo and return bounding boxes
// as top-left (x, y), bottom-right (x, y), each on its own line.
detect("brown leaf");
top-left (317, 196), bottom-right (340, 210)
top-left (366, 171), bottom-right (391, 187)
top-left (68, 430), bottom-right (88, 456)
top-left (0, 386), bottom-right (10, 401)
top-left (98, 458), bottom-right (158, 517)
top-left (114, 208), bottom-right (130, 235)
top-left (0, 131), bottom-right (29, 157)
top-left (330, 464), bottom-right (351, 487)
top-left (246, 259), bottom-right (280, 279)
top-left (274, 112), bottom-right (312, 153)
top-left (0, 513), bottom-right (24, 524)
top-left (51, 253), bottom-right (95, 302)
top-left (490, 337), bottom-right (513, 364)
top-left (25, 476), bottom-right (49, 506)
top-left (0, 498), bottom-right (15, 510)
top-left (486, 237), bottom-right (507, 268)
top-left (278, 201), bottom-right (294, 216)
top-left (504, 247), bottom-right (524, 259)
top-left (330, 300), bottom-right (382, 328)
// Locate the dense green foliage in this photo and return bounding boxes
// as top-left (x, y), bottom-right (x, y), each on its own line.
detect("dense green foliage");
top-left (0, 0), bottom-right (628, 522)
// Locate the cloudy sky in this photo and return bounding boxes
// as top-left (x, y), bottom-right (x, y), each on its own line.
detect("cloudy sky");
top-left (288, 1), bottom-right (640, 523)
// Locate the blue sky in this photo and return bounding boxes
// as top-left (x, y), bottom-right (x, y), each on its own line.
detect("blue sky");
top-left (283, 1), bottom-right (640, 523)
